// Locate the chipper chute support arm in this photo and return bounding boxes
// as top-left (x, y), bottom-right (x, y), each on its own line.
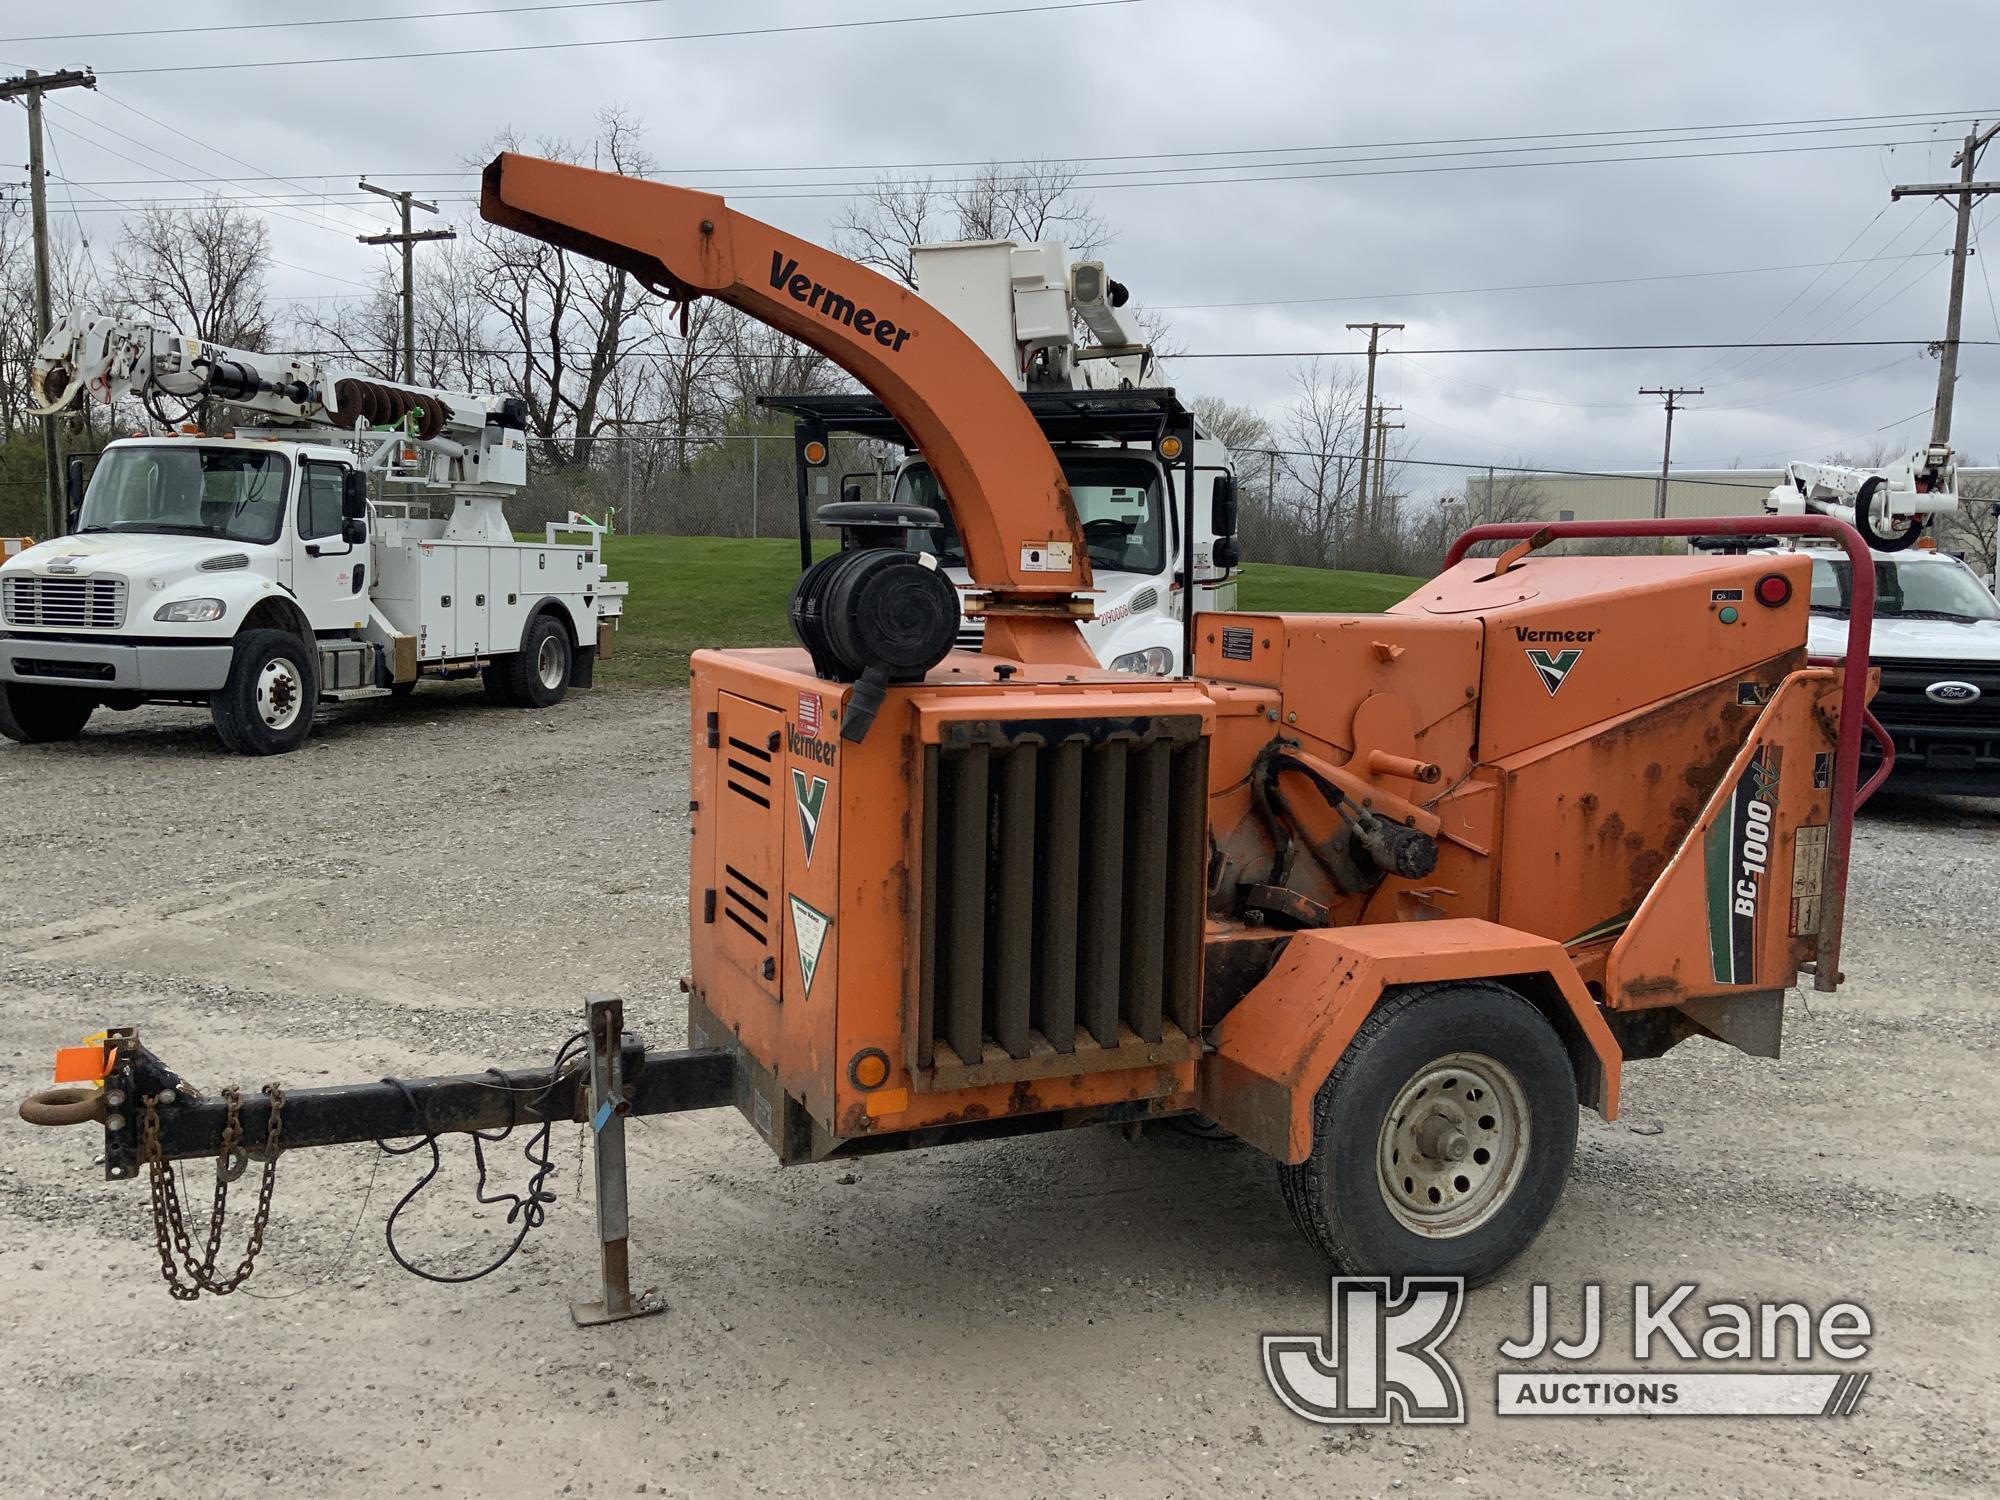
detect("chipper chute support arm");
top-left (479, 152), bottom-right (1096, 665)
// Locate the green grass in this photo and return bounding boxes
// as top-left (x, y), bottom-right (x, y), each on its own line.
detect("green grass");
top-left (1237, 560), bottom-right (1424, 614)
top-left (586, 535), bottom-right (1423, 687)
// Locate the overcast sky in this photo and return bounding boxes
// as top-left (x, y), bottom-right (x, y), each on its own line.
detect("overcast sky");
top-left (8, 0), bottom-right (1999, 480)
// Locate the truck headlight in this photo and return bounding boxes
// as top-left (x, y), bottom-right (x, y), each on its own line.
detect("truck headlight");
top-left (154, 597), bottom-right (225, 623)
top-left (1109, 646), bottom-right (1175, 676)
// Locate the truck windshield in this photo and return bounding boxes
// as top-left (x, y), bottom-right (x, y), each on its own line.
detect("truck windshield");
top-left (1810, 556), bottom-right (2000, 621)
top-left (900, 453), bottom-right (1167, 575)
top-left (75, 446), bottom-right (290, 546)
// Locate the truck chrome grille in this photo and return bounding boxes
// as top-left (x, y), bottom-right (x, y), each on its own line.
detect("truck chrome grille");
top-left (917, 714), bottom-right (1207, 1072)
top-left (3, 575), bottom-right (127, 629)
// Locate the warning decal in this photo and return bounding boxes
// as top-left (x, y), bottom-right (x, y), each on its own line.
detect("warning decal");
top-left (789, 895), bottom-right (832, 997)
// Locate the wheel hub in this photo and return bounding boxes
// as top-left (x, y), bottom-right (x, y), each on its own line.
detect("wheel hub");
top-left (256, 659), bottom-right (302, 731)
top-left (1377, 1051), bottom-right (1530, 1238)
top-left (536, 635), bottom-right (564, 689)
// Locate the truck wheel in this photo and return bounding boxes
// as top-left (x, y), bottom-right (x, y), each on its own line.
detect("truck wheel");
top-left (500, 614), bottom-right (572, 708)
top-left (210, 628), bottom-right (318, 755)
top-left (0, 683), bottom-right (97, 744)
top-left (1277, 980), bottom-right (1577, 1286)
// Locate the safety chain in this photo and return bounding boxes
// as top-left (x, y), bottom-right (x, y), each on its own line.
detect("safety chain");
top-left (141, 1084), bottom-right (285, 1301)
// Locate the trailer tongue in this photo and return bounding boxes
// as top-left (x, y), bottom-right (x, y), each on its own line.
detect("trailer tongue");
top-left (17, 154), bottom-right (1881, 1318)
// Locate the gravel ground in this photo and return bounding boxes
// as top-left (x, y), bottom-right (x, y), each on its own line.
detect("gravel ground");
top-left (0, 686), bottom-right (1994, 1499)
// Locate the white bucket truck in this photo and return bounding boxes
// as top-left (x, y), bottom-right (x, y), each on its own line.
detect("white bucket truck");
top-left (1, 315), bottom-right (623, 753)
top-left (769, 240), bottom-right (1240, 675)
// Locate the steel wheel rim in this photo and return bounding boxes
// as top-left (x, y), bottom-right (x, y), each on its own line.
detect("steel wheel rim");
top-left (1376, 1050), bottom-right (1530, 1238)
top-left (536, 634), bottom-right (564, 689)
top-left (255, 657), bottom-right (303, 730)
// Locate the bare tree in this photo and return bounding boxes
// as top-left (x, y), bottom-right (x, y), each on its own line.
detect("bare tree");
top-left (834, 160), bottom-right (1108, 290)
top-left (463, 107), bottom-right (672, 469)
top-left (1, 218), bottom-right (96, 438)
top-left (111, 201), bottom-right (273, 348)
top-left (1940, 465), bottom-right (1999, 581)
top-left (1271, 360), bottom-right (1368, 567)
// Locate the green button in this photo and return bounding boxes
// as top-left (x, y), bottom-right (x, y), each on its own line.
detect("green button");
top-left (1719, 605), bottom-right (1739, 624)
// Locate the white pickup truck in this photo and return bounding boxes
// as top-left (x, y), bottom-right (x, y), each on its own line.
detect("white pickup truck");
top-left (1800, 544), bottom-right (2000, 796)
top-left (1, 315), bottom-right (623, 754)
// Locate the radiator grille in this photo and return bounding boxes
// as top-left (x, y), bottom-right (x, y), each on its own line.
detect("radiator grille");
top-left (954, 617), bottom-right (986, 650)
top-left (1872, 656), bottom-right (2000, 731)
top-left (917, 714), bottom-right (1207, 1071)
top-left (3, 575), bottom-right (127, 629)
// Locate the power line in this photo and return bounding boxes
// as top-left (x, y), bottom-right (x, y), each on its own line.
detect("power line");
top-left (4, 0), bottom-right (686, 45)
top-left (95, 1), bottom-right (1145, 76)
top-left (93, 87), bottom-right (383, 236)
top-left (1147, 251), bottom-right (1944, 312)
top-left (28, 134), bottom-right (1965, 207)
top-left (1168, 339), bottom-right (1995, 360)
top-left (50, 118), bottom-right (1985, 195)
top-left (42, 98), bottom-right (373, 239)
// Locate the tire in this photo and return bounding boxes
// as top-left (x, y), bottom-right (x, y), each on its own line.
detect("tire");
top-left (210, 628), bottom-right (318, 756)
top-left (388, 679), bottom-right (418, 700)
top-left (1167, 1113), bottom-right (1238, 1143)
top-left (0, 683), bottom-right (97, 744)
top-left (1277, 980), bottom-right (1577, 1287)
top-left (499, 614), bottom-right (572, 708)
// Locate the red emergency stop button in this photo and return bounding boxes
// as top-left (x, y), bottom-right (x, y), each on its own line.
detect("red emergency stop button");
top-left (1755, 573), bottom-right (1792, 607)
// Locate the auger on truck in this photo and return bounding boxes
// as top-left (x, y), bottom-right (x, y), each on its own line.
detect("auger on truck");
top-left (18, 154), bottom-right (1881, 1318)
top-left (0, 314), bottom-right (624, 753)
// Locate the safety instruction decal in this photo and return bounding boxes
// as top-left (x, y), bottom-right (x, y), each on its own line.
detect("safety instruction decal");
top-left (789, 895), bottom-right (832, 997)
top-left (1020, 540), bottom-right (1075, 573)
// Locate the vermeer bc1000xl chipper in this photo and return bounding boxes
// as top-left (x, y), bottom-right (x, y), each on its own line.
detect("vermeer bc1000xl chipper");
top-left (19, 155), bottom-right (1886, 1311)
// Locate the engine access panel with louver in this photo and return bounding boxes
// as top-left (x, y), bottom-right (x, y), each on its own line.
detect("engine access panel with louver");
top-left (688, 647), bottom-right (1216, 1162)
top-left (918, 713), bottom-right (1208, 1082)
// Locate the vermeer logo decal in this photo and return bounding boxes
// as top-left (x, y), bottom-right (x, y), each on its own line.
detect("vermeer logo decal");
top-left (769, 252), bottom-right (913, 352)
top-left (1526, 648), bottom-right (1583, 696)
top-left (792, 769), bottom-right (827, 867)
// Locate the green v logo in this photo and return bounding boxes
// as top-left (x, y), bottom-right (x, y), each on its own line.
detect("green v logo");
top-left (1526, 648), bottom-right (1583, 696)
top-left (793, 769), bottom-right (827, 866)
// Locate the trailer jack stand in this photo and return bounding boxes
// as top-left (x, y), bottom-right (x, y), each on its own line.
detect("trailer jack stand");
top-left (570, 995), bottom-right (666, 1327)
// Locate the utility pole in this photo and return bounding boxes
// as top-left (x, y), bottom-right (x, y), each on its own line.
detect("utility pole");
top-left (1, 67), bottom-right (97, 536)
top-left (1347, 322), bottom-right (1403, 529)
top-left (358, 180), bottom-right (456, 385)
top-left (1892, 120), bottom-right (2000, 448)
top-left (1639, 387), bottom-right (1702, 519)
top-left (1371, 404), bottom-right (1403, 514)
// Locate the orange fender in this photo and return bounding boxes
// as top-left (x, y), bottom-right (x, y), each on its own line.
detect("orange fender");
top-left (1198, 919), bottom-right (1621, 1164)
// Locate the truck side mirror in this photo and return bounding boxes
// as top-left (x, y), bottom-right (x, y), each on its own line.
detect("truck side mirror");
top-left (1211, 473), bottom-right (1238, 539)
top-left (63, 455), bottom-right (87, 533)
top-left (341, 471), bottom-right (370, 544)
top-left (841, 480), bottom-right (863, 506)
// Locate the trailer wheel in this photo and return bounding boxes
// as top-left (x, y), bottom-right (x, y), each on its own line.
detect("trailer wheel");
top-left (498, 613), bottom-right (571, 708)
top-left (0, 683), bottom-right (97, 744)
top-left (210, 628), bottom-right (318, 755)
top-left (1277, 980), bottom-right (1576, 1286)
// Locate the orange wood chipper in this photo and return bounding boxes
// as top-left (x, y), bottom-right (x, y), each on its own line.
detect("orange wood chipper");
top-left (18, 155), bottom-right (1886, 1316)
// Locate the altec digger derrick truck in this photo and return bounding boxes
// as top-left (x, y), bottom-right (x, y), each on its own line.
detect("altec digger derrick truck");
top-left (19, 155), bottom-right (1882, 1313)
top-left (0, 315), bottom-right (624, 753)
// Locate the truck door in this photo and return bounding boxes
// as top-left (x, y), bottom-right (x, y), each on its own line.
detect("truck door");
top-left (294, 460), bottom-right (366, 632)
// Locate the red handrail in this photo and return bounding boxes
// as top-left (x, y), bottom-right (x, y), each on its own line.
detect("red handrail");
top-left (1443, 515), bottom-right (1875, 994)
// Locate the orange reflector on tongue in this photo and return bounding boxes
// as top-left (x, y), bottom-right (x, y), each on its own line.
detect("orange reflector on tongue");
top-left (54, 1044), bottom-right (111, 1084)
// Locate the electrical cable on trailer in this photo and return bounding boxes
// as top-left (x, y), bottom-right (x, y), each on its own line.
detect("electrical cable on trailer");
top-left (374, 1031), bottom-right (587, 1285)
